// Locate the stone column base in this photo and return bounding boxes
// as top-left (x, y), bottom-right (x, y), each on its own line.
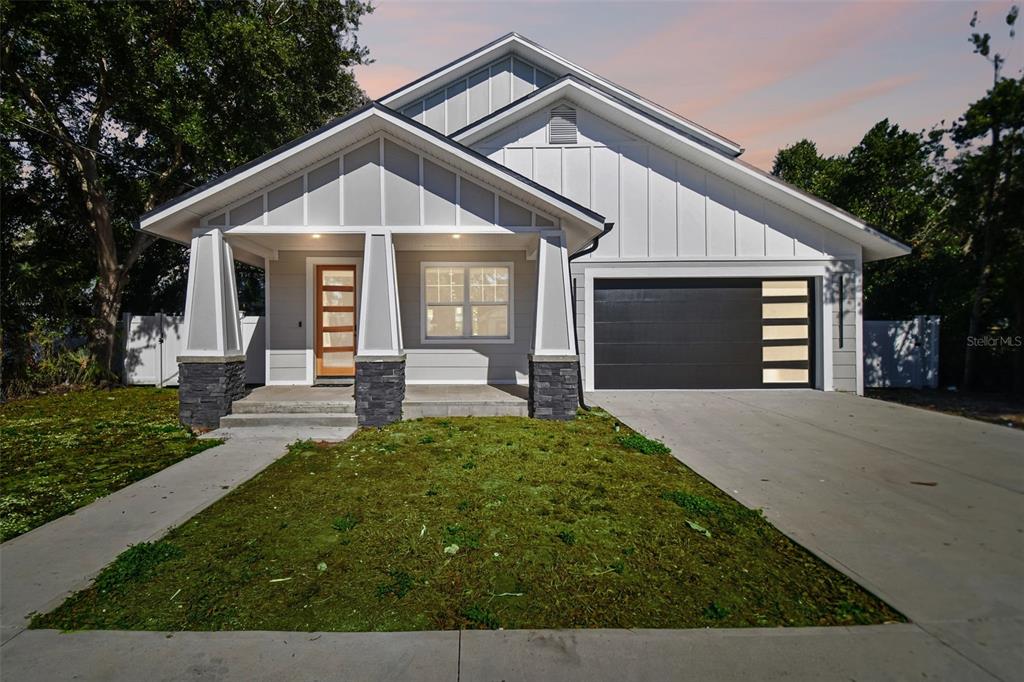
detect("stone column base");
top-left (528, 354), bottom-right (579, 421)
top-left (355, 354), bottom-right (406, 427)
top-left (178, 355), bottom-right (247, 430)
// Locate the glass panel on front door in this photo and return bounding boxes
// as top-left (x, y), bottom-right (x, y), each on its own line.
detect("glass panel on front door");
top-left (316, 265), bottom-right (356, 377)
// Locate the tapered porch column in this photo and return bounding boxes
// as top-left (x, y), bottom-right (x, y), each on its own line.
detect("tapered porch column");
top-left (177, 228), bottom-right (246, 429)
top-left (355, 232), bottom-right (405, 427)
top-left (529, 230), bottom-right (579, 420)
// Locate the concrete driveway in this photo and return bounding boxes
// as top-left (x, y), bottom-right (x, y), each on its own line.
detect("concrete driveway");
top-left (593, 389), bottom-right (1024, 681)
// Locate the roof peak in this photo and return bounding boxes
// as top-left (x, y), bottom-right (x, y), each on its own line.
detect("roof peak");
top-left (377, 32), bottom-right (743, 157)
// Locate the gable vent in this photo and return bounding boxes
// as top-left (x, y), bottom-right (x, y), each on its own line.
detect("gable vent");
top-left (548, 106), bottom-right (578, 144)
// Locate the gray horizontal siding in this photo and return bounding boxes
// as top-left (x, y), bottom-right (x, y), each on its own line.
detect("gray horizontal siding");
top-left (397, 250), bottom-right (535, 384)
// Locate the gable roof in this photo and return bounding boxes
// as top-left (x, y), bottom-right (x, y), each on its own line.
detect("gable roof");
top-left (139, 102), bottom-right (607, 251)
top-left (378, 32), bottom-right (743, 157)
top-left (452, 76), bottom-right (911, 262)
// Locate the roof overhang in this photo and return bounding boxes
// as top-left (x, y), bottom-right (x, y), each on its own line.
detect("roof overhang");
top-left (378, 33), bottom-right (744, 158)
top-left (138, 103), bottom-right (607, 254)
top-left (455, 78), bottom-right (911, 262)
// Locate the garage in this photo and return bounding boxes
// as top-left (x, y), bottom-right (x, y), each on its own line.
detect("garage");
top-left (593, 278), bottom-right (814, 389)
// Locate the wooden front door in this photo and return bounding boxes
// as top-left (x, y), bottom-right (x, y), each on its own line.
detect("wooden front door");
top-left (315, 264), bottom-right (357, 377)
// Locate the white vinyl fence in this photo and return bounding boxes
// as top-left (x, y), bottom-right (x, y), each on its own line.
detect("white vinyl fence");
top-left (122, 314), bottom-right (265, 386)
top-left (864, 315), bottom-right (940, 389)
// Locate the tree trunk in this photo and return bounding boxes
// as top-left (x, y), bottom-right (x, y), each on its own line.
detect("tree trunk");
top-left (963, 238), bottom-right (993, 389)
top-left (1014, 283), bottom-right (1024, 396)
top-left (87, 190), bottom-right (124, 377)
top-left (962, 113), bottom-right (1003, 390)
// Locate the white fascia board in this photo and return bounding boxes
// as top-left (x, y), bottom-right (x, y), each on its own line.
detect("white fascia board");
top-left (456, 80), bottom-right (910, 262)
top-left (138, 106), bottom-right (379, 238)
top-left (379, 34), bottom-right (743, 157)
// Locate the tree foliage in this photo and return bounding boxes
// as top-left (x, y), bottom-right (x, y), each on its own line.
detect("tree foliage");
top-left (1, 0), bottom-right (372, 386)
top-left (772, 6), bottom-right (1023, 391)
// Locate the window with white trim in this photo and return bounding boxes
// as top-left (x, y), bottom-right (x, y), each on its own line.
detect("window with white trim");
top-left (423, 264), bottom-right (512, 340)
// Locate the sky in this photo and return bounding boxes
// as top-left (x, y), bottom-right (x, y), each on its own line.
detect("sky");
top-left (352, 0), bottom-right (1022, 170)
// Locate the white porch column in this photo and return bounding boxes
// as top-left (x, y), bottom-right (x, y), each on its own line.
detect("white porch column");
top-left (178, 228), bottom-right (246, 429)
top-left (529, 230), bottom-right (579, 420)
top-left (355, 232), bottom-right (405, 426)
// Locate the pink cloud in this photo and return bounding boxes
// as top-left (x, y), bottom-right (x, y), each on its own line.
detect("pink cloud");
top-left (728, 73), bottom-right (920, 141)
top-left (599, 1), bottom-right (917, 120)
top-left (354, 63), bottom-right (423, 99)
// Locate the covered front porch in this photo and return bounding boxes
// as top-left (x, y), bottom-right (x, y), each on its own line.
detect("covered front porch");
top-left (177, 227), bottom-right (580, 428)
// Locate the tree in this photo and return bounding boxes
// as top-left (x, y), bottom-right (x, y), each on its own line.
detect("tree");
top-left (953, 6), bottom-right (1022, 389)
top-left (1, 0), bottom-right (372, 375)
top-left (771, 139), bottom-right (843, 198)
top-left (772, 122), bottom-right (953, 322)
top-left (770, 6), bottom-right (1023, 393)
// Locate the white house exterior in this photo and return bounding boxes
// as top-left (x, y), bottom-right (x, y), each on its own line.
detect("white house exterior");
top-left (138, 33), bottom-right (910, 428)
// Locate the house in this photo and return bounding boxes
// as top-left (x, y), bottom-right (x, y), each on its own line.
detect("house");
top-left (138, 33), bottom-right (910, 429)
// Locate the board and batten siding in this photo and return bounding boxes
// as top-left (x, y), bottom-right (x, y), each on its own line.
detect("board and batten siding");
top-left (473, 102), bottom-right (863, 262)
top-left (478, 100), bottom-right (863, 392)
top-left (400, 56), bottom-right (555, 135)
top-left (201, 136), bottom-right (554, 230)
top-left (397, 250), bottom-right (536, 384)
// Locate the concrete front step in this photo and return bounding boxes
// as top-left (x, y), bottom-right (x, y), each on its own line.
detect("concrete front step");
top-left (232, 401), bottom-right (355, 415)
top-left (219, 412), bottom-right (358, 428)
top-left (403, 402), bottom-right (528, 419)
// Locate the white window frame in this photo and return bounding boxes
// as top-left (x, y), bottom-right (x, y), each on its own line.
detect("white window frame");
top-left (420, 261), bottom-right (515, 344)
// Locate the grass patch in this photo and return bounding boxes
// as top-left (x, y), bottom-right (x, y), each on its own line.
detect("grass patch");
top-left (617, 432), bottom-right (670, 455)
top-left (32, 410), bottom-right (902, 631)
top-left (661, 490), bottom-right (722, 516)
top-left (0, 388), bottom-right (220, 541)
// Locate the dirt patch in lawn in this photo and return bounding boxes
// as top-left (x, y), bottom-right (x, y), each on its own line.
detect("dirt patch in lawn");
top-left (867, 388), bottom-right (1024, 429)
top-left (33, 410), bottom-right (902, 631)
top-left (0, 388), bottom-right (220, 541)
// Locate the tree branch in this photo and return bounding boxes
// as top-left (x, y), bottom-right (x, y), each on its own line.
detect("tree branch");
top-left (124, 230), bottom-right (156, 273)
top-left (86, 56), bottom-right (112, 152)
top-left (144, 140), bottom-right (184, 211)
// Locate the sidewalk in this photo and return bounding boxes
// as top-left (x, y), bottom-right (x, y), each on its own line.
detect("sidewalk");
top-left (0, 427), bottom-right (353, 645)
top-left (0, 624), bottom-right (992, 681)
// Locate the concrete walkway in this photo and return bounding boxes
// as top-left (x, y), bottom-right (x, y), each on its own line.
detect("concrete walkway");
top-left (594, 390), bottom-right (1024, 682)
top-left (0, 427), bottom-right (352, 644)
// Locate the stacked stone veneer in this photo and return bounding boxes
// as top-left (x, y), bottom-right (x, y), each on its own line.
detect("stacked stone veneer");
top-left (355, 355), bottom-right (406, 427)
top-left (178, 356), bottom-right (246, 430)
top-left (528, 355), bottom-right (579, 421)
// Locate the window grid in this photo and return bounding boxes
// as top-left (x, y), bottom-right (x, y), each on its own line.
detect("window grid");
top-left (424, 265), bottom-right (511, 340)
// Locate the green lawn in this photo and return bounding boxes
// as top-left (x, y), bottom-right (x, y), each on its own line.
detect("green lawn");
top-left (0, 388), bottom-right (220, 542)
top-left (33, 410), bottom-right (901, 632)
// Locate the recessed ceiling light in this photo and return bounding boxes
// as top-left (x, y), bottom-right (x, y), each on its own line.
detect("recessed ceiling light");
top-left (311, 234), bottom-right (321, 239)
top-left (452, 234), bottom-right (461, 239)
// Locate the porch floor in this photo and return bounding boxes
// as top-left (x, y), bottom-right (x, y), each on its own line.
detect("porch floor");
top-left (236, 384), bottom-right (528, 419)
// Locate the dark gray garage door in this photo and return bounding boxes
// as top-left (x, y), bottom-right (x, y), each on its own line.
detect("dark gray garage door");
top-left (593, 278), bottom-right (813, 389)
